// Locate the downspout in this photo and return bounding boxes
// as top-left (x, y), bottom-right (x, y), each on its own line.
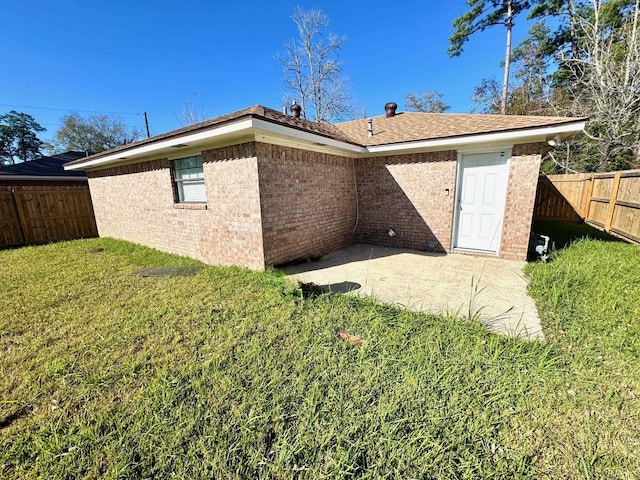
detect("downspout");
top-left (352, 159), bottom-right (360, 234)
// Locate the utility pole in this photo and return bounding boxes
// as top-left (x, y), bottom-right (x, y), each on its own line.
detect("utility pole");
top-left (142, 112), bottom-right (151, 138)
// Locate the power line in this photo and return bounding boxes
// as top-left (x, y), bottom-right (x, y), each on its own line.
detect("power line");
top-left (38, 124), bottom-right (148, 130)
top-left (0, 103), bottom-right (142, 116)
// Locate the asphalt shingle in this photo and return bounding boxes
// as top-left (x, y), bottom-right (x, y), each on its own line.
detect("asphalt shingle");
top-left (64, 105), bottom-right (586, 167)
top-left (0, 151), bottom-right (87, 176)
top-left (335, 111), bottom-right (585, 146)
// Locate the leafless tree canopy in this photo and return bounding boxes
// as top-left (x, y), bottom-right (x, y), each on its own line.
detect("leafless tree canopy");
top-left (405, 90), bottom-right (451, 113)
top-left (464, 0), bottom-right (640, 171)
top-left (177, 94), bottom-right (207, 127)
top-left (562, 0), bottom-right (640, 170)
top-left (280, 7), bottom-right (353, 123)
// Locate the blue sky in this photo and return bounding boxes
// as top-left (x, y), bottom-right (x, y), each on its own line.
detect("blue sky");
top-left (2, 1), bottom-right (536, 143)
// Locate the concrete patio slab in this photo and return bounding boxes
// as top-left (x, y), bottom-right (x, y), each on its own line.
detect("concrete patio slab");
top-left (282, 244), bottom-right (543, 340)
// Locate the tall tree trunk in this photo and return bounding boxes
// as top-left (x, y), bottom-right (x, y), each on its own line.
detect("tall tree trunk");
top-left (624, 0), bottom-right (640, 88)
top-left (568, 2), bottom-right (579, 59)
top-left (501, 0), bottom-right (513, 115)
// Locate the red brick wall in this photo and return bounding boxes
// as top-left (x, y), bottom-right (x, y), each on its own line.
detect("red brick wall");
top-left (355, 151), bottom-right (458, 252)
top-left (87, 143), bottom-right (265, 270)
top-left (500, 145), bottom-right (543, 259)
top-left (86, 140), bottom-right (542, 268)
top-left (257, 143), bottom-right (356, 266)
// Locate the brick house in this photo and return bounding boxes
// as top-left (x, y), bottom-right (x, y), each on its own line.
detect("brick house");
top-left (64, 104), bottom-right (585, 270)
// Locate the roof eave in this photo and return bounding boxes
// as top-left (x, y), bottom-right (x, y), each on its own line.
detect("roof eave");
top-left (365, 120), bottom-right (587, 155)
top-left (251, 119), bottom-right (365, 154)
top-left (65, 116), bottom-right (587, 171)
top-left (65, 116), bottom-right (365, 171)
top-left (65, 118), bottom-right (256, 171)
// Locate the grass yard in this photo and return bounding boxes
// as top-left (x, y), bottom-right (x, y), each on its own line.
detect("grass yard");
top-left (1, 238), bottom-right (639, 478)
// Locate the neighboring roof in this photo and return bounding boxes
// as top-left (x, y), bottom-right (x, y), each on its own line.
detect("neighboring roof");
top-left (335, 112), bottom-right (587, 147)
top-left (1, 151), bottom-right (88, 177)
top-left (64, 104), bottom-right (587, 171)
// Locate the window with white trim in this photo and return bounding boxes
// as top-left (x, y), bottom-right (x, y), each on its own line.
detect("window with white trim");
top-left (172, 155), bottom-right (206, 203)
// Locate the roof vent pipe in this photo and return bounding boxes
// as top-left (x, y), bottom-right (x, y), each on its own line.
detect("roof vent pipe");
top-left (367, 119), bottom-right (373, 137)
top-left (290, 101), bottom-right (302, 119)
top-left (385, 102), bottom-right (397, 117)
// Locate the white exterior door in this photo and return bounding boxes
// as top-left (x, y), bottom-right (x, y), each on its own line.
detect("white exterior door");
top-left (455, 152), bottom-right (510, 253)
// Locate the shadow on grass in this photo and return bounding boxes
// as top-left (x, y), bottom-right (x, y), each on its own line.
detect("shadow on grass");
top-left (297, 281), bottom-right (362, 298)
top-left (531, 220), bottom-right (624, 258)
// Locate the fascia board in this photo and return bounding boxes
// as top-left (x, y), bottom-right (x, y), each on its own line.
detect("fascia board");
top-left (66, 117), bottom-right (365, 171)
top-left (253, 133), bottom-right (362, 158)
top-left (65, 117), bottom-right (586, 170)
top-left (365, 121), bottom-right (587, 155)
top-left (250, 118), bottom-right (366, 153)
top-left (65, 118), bottom-right (255, 170)
top-left (456, 144), bottom-right (515, 155)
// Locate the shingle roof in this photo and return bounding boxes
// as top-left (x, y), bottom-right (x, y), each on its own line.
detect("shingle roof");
top-left (251, 105), bottom-right (357, 144)
top-left (335, 112), bottom-right (585, 146)
top-left (64, 105), bottom-right (358, 167)
top-left (64, 105), bottom-right (586, 169)
top-left (0, 151), bottom-right (87, 176)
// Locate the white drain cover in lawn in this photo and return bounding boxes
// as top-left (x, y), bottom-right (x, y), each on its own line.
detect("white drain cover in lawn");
top-left (133, 266), bottom-right (203, 277)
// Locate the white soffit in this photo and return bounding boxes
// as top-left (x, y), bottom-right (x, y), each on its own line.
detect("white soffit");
top-left (65, 118), bottom-right (364, 170)
top-left (251, 119), bottom-right (365, 154)
top-left (66, 117), bottom-right (586, 170)
top-left (65, 119), bottom-right (255, 170)
top-left (365, 121), bottom-right (587, 155)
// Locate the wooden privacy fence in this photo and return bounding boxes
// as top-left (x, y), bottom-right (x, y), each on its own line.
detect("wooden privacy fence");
top-left (533, 175), bottom-right (584, 222)
top-left (534, 170), bottom-right (640, 244)
top-left (0, 186), bottom-right (98, 248)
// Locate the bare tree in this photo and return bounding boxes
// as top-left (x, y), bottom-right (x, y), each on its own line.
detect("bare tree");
top-left (405, 90), bottom-right (450, 113)
top-left (280, 7), bottom-right (353, 122)
top-left (562, 0), bottom-right (640, 170)
top-left (470, 78), bottom-right (503, 113)
top-left (178, 93), bottom-right (206, 127)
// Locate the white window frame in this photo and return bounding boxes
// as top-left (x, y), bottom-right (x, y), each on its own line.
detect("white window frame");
top-left (172, 155), bottom-right (206, 203)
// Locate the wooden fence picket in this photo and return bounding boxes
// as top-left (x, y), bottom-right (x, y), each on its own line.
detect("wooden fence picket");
top-left (535, 169), bottom-right (640, 244)
top-left (0, 186), bottom-right (98, 248)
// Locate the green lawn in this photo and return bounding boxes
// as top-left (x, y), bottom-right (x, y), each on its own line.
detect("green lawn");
top-left (1, 238), bottom-right (639, 478)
